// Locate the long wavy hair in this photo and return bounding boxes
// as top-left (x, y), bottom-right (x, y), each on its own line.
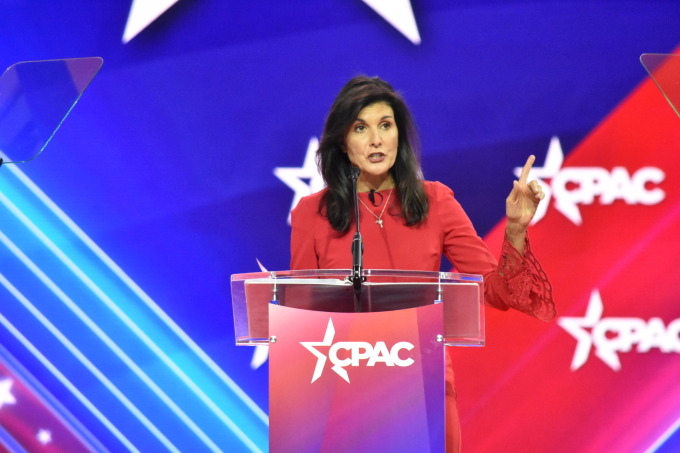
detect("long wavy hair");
top-left (317, 76), bottom-right (428, 233)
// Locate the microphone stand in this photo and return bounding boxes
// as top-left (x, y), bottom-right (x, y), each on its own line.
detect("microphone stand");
top-left (350, 167), bottom-right (365, 312)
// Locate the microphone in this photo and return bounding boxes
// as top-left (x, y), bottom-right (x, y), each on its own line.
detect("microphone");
top-left (350, 166), bottom-right (364, 312)
top-left (350, 166), bottom-right (361, 183)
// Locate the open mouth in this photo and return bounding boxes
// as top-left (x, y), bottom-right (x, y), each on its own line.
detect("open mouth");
top-left (368, 153), bottom-right (385, 162)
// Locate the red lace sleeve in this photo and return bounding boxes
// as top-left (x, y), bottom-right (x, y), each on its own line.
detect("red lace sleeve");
top-left (494, 234), bottom-right (556, 321)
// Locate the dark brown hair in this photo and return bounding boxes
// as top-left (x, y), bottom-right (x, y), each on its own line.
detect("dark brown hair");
top-left (317, 76), bottom-right (428, 232)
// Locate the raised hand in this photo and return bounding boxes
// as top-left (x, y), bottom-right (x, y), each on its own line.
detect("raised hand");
top-left (505, 155), bottom-right (545, 252)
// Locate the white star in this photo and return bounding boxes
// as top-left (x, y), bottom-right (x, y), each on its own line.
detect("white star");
top-left (0, 378), bottom-right (17, 410)
top-left (558, 290), bottom-right (605, 371)
top-left (362, 0), bottom-right (421, 45)
top-left (250, 345), bottom-right (269, 370)
top-left (123, 0), bottom-right (181, 43)
top-left (300, 319), bottom-right (338, 383)
top-left (37, 429), bottom-right (53, 445)
top-left (274, 137), bottom-right (325, 224)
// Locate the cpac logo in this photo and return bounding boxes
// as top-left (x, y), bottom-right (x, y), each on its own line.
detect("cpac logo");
top-left (516, 137), bottom-right (665, 225)
top-left (558, 290), bottom-right (680, 371)
top-left (301, 319), bottom-right (415, 383)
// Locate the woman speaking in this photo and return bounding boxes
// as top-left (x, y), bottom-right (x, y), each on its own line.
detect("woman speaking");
top-left (290, 76), bottom-right (556, 452)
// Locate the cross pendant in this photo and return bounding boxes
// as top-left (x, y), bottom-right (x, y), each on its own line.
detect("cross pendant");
top-left (376, 219), bottom-right (383, 228)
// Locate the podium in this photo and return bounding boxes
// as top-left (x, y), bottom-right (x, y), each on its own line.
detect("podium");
top-left (231, 269), bottom-right (484, 453)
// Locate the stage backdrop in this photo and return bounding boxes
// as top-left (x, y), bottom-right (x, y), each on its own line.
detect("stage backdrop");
top-left (1, 2), bottom-right (679, 452)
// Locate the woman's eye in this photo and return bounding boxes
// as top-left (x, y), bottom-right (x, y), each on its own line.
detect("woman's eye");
top-left (380, 122), bottom-right (392, 130)
top-left (354, 124), bottom-right (366, 132)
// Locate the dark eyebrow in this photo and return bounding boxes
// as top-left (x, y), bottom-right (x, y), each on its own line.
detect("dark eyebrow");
top-left (353, 115), bottom-right (394, 123)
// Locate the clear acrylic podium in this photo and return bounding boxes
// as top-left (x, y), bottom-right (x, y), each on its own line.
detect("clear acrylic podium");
top-left (231, 269), bottom-right (484, 453)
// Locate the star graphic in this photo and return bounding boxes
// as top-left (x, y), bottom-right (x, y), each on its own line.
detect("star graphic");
top-left (0, 378), bottom-right (17, 410)
top-left (122, 0), bottom-right (181, 43)
top-left (123, 0), bottom-right (420, 45)
top-left (37, 429), bottom-right (53, 445)
top-left (250, 345), bottom-right (269, 371)
top-left (558, 290), bottom-right (611, 371)
top-left (300, 319), bottom-right (339, 383)
top-left (274, 137), bottom-right (325, 224)
top-left (362, 0), bottom-right (421, 45)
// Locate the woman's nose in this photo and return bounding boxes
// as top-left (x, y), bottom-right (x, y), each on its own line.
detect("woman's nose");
top-left (369, 128), bottom-right (382, 147)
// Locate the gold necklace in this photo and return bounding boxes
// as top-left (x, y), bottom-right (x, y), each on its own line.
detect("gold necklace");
top-left (358, 190), bottom-right (393, 228)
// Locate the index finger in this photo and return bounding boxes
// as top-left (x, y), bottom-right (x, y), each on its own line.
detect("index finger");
top-left (517, 155), bottom-right (536, 184)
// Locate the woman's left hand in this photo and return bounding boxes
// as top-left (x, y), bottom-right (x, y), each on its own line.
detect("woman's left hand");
top-left (505, 155), bottom-right (545, 251)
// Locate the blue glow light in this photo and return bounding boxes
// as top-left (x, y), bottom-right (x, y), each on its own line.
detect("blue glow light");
top-left (0, 153), bottom-right (268, 451)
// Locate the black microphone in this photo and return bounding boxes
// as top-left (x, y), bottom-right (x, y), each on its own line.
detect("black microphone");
top-left (350, 166), bottom-right (361, 183)
top-left (350, 166), bottom-right (364, 312)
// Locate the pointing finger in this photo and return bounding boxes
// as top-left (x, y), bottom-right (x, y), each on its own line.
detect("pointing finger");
top-left (518, 155), bottom-right (536, 185)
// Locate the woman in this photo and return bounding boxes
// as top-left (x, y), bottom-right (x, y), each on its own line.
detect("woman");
top-left (290, 76), bottom-right (556, 452)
